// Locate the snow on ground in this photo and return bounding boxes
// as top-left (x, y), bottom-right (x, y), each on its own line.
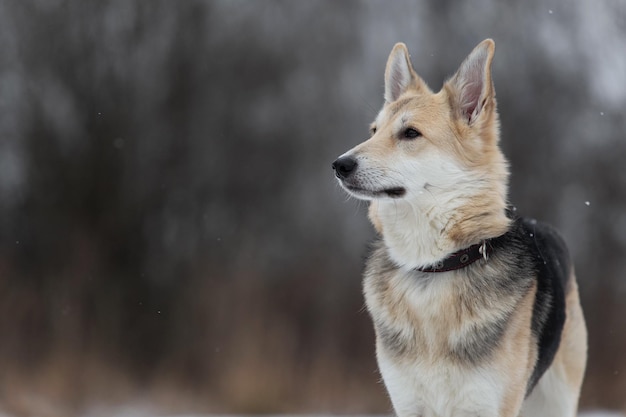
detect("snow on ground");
top-left (85, 412), bottom-right (626, 417)
top-left (166, 413), bottom-right (626, 417)
top-left (162, 410), bottom-right (626, 417)
top-left (85, 408), bottom-right (626, 417)
top-left (580, 412), bottom-right (626, 417)
top-left (1, 411), bottom-right (623, 417)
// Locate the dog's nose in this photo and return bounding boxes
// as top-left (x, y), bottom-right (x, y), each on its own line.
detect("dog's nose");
top-left (332, 156), bottom-right (358, 179)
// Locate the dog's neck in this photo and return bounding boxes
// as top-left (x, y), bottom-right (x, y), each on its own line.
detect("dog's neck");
top-left (370, 185), bottom-right (510, 270)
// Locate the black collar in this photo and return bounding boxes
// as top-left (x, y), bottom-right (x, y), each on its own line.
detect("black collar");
top-left (416, 240), bottom-right (492, 273)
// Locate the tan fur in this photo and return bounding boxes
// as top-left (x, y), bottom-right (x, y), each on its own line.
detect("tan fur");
top-left (560, 278), bottom-right (588, 395)
top-left (521, 275), bottom-right (587, 417)
top-left (494, 283), bottom-right (537, 417)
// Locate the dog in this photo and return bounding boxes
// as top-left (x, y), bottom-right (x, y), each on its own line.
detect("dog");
top-left (332, 39), bottom-right (587, 417)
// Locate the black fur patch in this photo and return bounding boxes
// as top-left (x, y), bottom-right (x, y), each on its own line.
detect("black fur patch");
top-left (449, 315), bottom-right (509, 365)
top-left (489, 215), bottom-right (569, 395)
top-left (376, 321), bottom-right (415, 357)
top-left (520, 218), bottom-right (569, 395)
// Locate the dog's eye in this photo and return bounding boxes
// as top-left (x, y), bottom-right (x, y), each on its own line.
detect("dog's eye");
top-left (402, 128), bottom-right (422, 139)
top-left (370, 126), bottom-right (377, 135)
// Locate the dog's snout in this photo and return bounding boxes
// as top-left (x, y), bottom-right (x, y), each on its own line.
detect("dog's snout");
top-left (332, 156), bottom-right (358, 179)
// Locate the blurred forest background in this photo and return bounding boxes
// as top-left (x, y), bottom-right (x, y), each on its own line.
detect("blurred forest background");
top-left (0, 1), bottom-right (625, 416)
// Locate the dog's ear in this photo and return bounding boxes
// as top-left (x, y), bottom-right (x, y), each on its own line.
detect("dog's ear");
top-left (446, 39), bottom-right (496, 124)
top-left (384, 43), bottom-right (428, 102)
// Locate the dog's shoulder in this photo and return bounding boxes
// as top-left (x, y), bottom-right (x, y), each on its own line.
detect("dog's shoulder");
top-left (510, 216), bottom-right (570, 395)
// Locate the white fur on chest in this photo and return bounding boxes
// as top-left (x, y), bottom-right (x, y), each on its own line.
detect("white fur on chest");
top-left (377, 347), bottom-right (504, 417)
top-left (364, 267), bottom-right (513, 417)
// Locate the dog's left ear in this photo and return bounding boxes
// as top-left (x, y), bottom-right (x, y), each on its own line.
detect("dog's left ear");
top-left (446, 39), bottom-right (496, 125)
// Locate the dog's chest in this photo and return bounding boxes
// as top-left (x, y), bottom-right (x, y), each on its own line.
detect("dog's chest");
top-left (377, 347), bottom-right (505, 417)
top-left (363, 265), bottom-right (512, 417)
top-left (364, 261), bottom-right (511, 364)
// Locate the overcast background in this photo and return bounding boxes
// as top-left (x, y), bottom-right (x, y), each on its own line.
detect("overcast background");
top-left (0, 1), bottom-right (625, 416)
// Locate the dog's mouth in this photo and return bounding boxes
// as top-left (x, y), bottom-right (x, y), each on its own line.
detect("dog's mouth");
top-left (382, 187), bottom-right (406, 197)
top-left (344, 184), bottom-right (406, 199)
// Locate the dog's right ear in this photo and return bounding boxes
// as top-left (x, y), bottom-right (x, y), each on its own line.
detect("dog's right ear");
top-left (384, 43), bottom-right (427, 102)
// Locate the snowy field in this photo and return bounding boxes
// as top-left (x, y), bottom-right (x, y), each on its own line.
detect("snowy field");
top-left (93, 413), bottom-right (624, 417)
top-left (47, 412), bottom-right (612, 417)
top-left (100, 410), bottom-right (626, 417)
top-left (579, 413), bottom-right (625, 417)
top-left (1, 410), bottom-right (623, 417)
top-left (76, 411), bottom-right (626, 417)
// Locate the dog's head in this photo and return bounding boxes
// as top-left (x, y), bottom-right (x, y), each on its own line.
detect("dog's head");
top-left (333, 39), bottom-right (510, 253)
